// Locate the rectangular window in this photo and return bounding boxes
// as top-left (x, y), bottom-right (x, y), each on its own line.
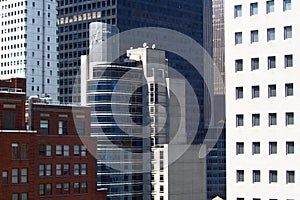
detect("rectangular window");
top-left (12, 194), bottom-right (18, 200)
top-left (283, 0), bottom-right (291, 11)
top-left (251, 30), bottom-right (259, 43)
top-left (269, 142), bottom-right (277, 154)
top-left (40, 120), bottom-right (49, 135)
top-left (56, 145), bottom-right (62, 156)
top-left (253, 142), bottom-right (260, 154)
top-left (56, 183), bottom-right (62, 194)
top-left (76, 121), bottom-right (85, 135)
top-left (63, 145), bottom-right (70, 157)
top-left (286, 142), bottom-right (294, 154)
top-left (235, 59), bottom-right (243, 71)
top-left (285, 55), bottom-right (293, 68)
top-left (234, 5), bottom-right (242, 17)
top-left (46, 183), bottom-right (52, 195)
top-left (236, 142), bottom-right (244, 154)
top-left (252, 114), bottom-right (260, 126)
top-left (81, 146), bottom-right (87, 156)
top-left (12, 143), bottom-right (20, 159)
top-left (285, 83), bottom-right (293, 96)
top-left (58, 121), bottom-right (68, 135)
top-left (286, 112), bottom-right (294, 125)
top-left (74, 164), bottom-right (80, 175)
top-left (81, 182), bottom-right (87, 193)
top-left (268, 85), bottom-right (276, 97)
top-left (63, 164), bottom-right (70, 176)
top-left (21, 144), bottom-right (28, 159)
top-left (2, 171), bottom-right (8, 185)
top-left (270, 170), bottom-right (278, 183)
top-left (21, 168), bottom-right (27, 183)
top-left (267, 28), bottom-right (275, 41)
top-left (46, 145), bottom-right (51, 157)
top-left (250, 3), bottom-right (258, 15)
top-left (63, 183), bottom-right (70, 194)
top-left (269, 113), bottom-right (277, 126)
top-left (12, 169), bottom-right (18, 184)
top-left (252, 86), bottom-right (260, 98)
top-left (74, 182), bottom-right (80, 193)
top-left (74, 145), bottom-right (80, 156)
top-left (237, 170), bottom-right (244, 182)
top-left (287, 171), bottom-right (295, 183)
top-left (235, 32), bottom-right (243, 45)
top-left (267, 0), bottom-right (275, 13)
top-left (46, 164), bottom-right (51, 176)
top-left (39, 165), bottom-right (45, 176)
top-left (81, 164), bottom-right (87, 175)
top-left (236, 87), bottom-right (243, 99)
top-left (4, 112), bottom-right (15, 129)
top-left (236, 115), bottom-right (244, 127)
top-left (284, 26), bottom-right (292, 39)
top-left (251, 58), bottom-right (259, 70)
top-left (253, 170), bottom-right (261, 182)
top-left (268, 56), bottom-right (276, 69)
top-left (56, 164), bottom-right (62, 176)
top-left (21, 193), bottom-right (28, 200)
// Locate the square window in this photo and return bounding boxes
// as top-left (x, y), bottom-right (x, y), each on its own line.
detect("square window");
top-left (267, 28), bottom-right (275, 41)
top-left (253, 142), bottom-right (260, 154)
top-left (251, 30), bottom-right (259, 43)
top-left (286, 141), bottom-right (294, 154)
top-left (286, 112), bottom-right (294, 125)
top-left (267, 0), bottom-right (275, 13)
top-left (269, 170), bottom-right (277, 183)
top-left (283, 0), bottom-right (291, 11)
top-left (252, 114), bottom-right (260, 126)
top-left (250, 3), bottom-right (258, 15)
top-left (252, 86), bottom-right (260, 98)
top-left (269, 113), bottom-right (277, 126)
top-left (285, 83), bottom-right (293, 96)
top-left (284, 26), bottom-right (292, 39)
top-left (287, 171), bottom-right (295, 183)
top-left (237, 170), bottom-right (244, 182)
top-left (234, 5), bottom-right (242, 17)
top-left (236, 142), bottom-right (244, 154)
top-left (235, 32), bottom-right (243, 45)
top-left (253, 170), bottom-right (261, 182)
top-left (251, 58), bottom-right (259, 70)
top-left (236, 87), bottom-right (243, 99)
top-left (236, 115), bottom-right (244, 127)
top-left (268, 56), bottom-right (276, 69)
top-left (269, 142), bottom-right (277, 154)
top-left (285, 55), bottom-right (293, 67)
top-left (268, 85), bottom-right (276, 97)
top-left (235, 59), bottom-right (243, 71)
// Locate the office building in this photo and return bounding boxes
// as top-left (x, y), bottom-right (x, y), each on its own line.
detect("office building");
top-left (225, 0), bottom-right (298, 199)
top-left (0, 0), bottom-right (59, 100)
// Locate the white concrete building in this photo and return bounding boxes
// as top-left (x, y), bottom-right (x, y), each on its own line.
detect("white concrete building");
top-left (225, 0), bottom-right (300, 199)
top-left (0, 0), bottom-right (58, 100)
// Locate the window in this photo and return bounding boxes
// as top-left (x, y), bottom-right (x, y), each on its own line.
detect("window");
top-left (270, 170), bottom-right (277, 183)
top-left (39, 165), bottom-right (45, 176)
top-left (252, 86), bottom-right (260, 98)
top-left (235, 32), bottom-right (243, 45)
top-left (4, 112), bottom-right (15, 129)
top-left (251, 58), bottom-right (259, 70)
top-left (21, 168), bottom-right (27, 183)
top-left (267, 28), bottom-right (275, 41)
top-left (237, 170), bottom-right (244, 182)
top-left (236, 87), bottom-right (243, 99)
top-left (236, 142), bottom-right (244, 154)
top-left (253, 142), bottom-right (260, 154)
top-left (235, 59), bottom-right (243, 71)
top-left (268, 85), bottom-right (276, 97)
top-left (63, 145), bottom-right (70, 157)
top-left (12, 194), bottom-right (18, 200)
top-left (21, 193), bottom-right (28, 200)
top-left (12, 169), bottom-right (18, 184)
top-left (251, 30), bottom-right (259, 43)
top-left (250, 3), bottom-right (258, 15)
top-left (287, 171), bottom-right (295, 183)
top-left (81, 145), bottom-right (87, 156)
top-left (268, 56), bottom-right (276, 69)
top-left (253, 170), bottom-right (261, 182)
top-left (284, 26), bottom-right (292, 39)
top-left (286, 142), bottom-right (294, 154)
top-left (76, 121), bottom-right (85, 135)
top-left (236, 115), bottom-right (244, 127)
top-left (56, 183), bottom-right (62, 194)
top-left (269, 142), bottom-right (277, 154)
top-left (267, 0), bottom-right (275, 13)
top-left (283, 0), bottom-right (291, 11)
top-left (269, 113), bottom-right (277, 126)
top-left (2, 171), bottom-right (8, 185)
top-left (56, 164), bottom-right (62, 176)
top-left (81, 182), bottom-right (87, 193)
top-left (285, 55), bottom-right (293, 68)
top-left (74, 164), bottom-right (80, 175)
top-left (234, 5), bottom-right (242, 17)
top-left (45, 164), bottom-right (51, 176)
top-left (252, 114), bottom-right (260, 126)
top-left (63, 183), bottom-right (70, 194)
top-left (21, 144), bottom-right (28, 160)
top-left (40, 120), bottom-right (49, 135)
top-left (285, 83), bottom-right (293, 96)
top-left (74, 182), bottom-right (80, 193)
top-left (160, 185), bottom-right (164, 192)
top-left (58, 121), bottom-right (68, 135)
top-left (56, 145), bottom-right (62, 156)
top-left (46, 145), bottom-right (51, 157)
top-left (46, 183), bottom-right (52, 195)
top-left (74, 145), bottom-right (80, 156)
top-left (63, 164), bottom-right (70, 176)
top-left (81, 164), bottom-right (87, 175)
top-left (12, 143), bottom-right (20, 159)
top-left (286, 112), bottom-right (294, 125)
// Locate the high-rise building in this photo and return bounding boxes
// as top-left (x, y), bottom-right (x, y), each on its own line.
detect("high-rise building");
top-left (0, 0), bottom-right (59, 100)
top-left (225, 0), bottom-right (299, 199)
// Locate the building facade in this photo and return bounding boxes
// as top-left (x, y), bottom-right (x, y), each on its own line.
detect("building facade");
top-left (225, 0), bottom-right (299, 199)
top-left (0, 0), bottom-right (59, 100)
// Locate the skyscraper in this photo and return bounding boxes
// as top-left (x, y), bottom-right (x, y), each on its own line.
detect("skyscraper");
top-left (225, 0), bottom-right (299, 199)
top-left (0, 0), bottom-right (59, 99)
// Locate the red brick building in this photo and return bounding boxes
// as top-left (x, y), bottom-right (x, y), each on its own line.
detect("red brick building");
top-left (0, 78), bottom-right (107, 200)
